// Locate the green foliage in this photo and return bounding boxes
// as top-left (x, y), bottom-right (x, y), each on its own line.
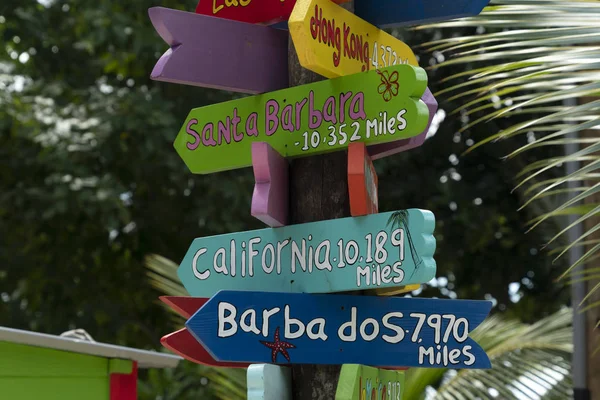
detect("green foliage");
top-left (419, 0), bottom-right (600, 333)
top-left (138, 361), bottom-right (246, 400)
top-left (0, 0), bottom-right (255, 344)
top-left (0, 0), bottom-right (578, 398)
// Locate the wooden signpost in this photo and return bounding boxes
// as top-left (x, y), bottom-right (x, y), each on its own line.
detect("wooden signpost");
top-left (160, 296), bottom-right (248, 368)
top-left (251, 143), bottom-right (289, 227)
top-left (247, 364), bottom-right (292, 400)
top-left (148, 7), bottom-right (288, 94)
top-left (146, 1), bottom-right (496, 395)
top-left (348, 143), bottom-right (378, 217)
top-left (195, 0), bottom-right (349, 25)
top-left (335, 364), bottom-right (404, 400)
top-left (368, 88), bottom-right (438, 160)
top-left (289, 0), bottom-right (418, 79)
top-left (177, 209), bottom-right (436, 297)
top-left (185, 290), bottom-right (493, 368)
top-left (354, 0), bottom-right (491, 28)
top-left (174, 64), bottom-right (429, 174)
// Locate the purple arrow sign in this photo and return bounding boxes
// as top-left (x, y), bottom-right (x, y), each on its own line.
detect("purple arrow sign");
top-left (368, 88), bottom-right (438, 160)
top-left (251, 143), bottom-right (289, 228)
top-left (148, 7), bottom-right (289, 94)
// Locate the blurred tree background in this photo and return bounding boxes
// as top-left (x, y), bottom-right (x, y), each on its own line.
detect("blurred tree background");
top-left (0, 0), bottom-right (571, 398)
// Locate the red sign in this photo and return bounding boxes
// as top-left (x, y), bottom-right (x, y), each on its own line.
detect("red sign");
top-left (348, 142), bottom-right (378, 216)
top-left (195, 0), bottom-right (349, 25)
top-left (160, 296), bottom-right (249, 368)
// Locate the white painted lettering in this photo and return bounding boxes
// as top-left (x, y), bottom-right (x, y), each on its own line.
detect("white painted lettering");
top-left (391, 229), bottom-right (404, 261)
top-left (396, 109), bottom-right (407, 131)
top-left (381, 265), bottom-right (392, 283)
top-left (366, 118), bottom-right (378, 138)
top-left (360, 318), bottom-right (379, 341)
top-left (262, 243), bottom-right (275, 274)
top-left (449, 349), bottom-right (461, 364)
top-left (392, 261), bottom-right (405, 284)
top-left (307, 318), bottom-right (328, 341)
top-left (338, 307), bottom-right (357, 342)
top-left (463, 345), bottom-right (475, 366)
top-left (192, 248), bottom-right (210, 280)
top-left (382, 312), bottom-right (404, 344)
top-left (276, 239), bottom-right (290, 275)
top-left (291, 240), bottom-right (307, 273)
top-left (230, 239), bottom-right (236, 276)
top-left (285, 305), bottom-right (306, 339)
top-left (218, 302), bottom-right (237, 338)
top-left (262, 307), bottom-right (280, 337)
top-left (387, 116), bottom-right (396, 134)
top-left (418, 346), bottom-right (435, 365)
top-left (248, 237), bottom-right (261, 277)
top-left (315, 240), bottom-right (333, 271)
top-left (213, 247), bottom-right (229, 275)
top-left (356, 265), bottom-right (370, 287)
top-left (240, 309), bottom-right (260, 335)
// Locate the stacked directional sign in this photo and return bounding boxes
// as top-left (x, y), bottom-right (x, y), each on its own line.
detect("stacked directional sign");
top-left (148, 0), bottom-right (492, 398)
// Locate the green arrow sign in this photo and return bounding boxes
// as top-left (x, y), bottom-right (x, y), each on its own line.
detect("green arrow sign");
top-left (335, 364), bottom-right (405, 400)
top-left (174, 65), bottom-right (429, 174)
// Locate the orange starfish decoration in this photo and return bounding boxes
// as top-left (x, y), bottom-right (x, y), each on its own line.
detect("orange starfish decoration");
top-left (259, 327), bottom-right (296, 363)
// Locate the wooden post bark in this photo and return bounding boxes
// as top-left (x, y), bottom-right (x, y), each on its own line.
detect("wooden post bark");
top-left (287, 2), bottom-right (354, 398)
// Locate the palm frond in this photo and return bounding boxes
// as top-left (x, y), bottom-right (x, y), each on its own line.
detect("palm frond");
top-left (404, 308), bottom-right (573, 400)
top-left (204, 368), bottom-right (247, 400)
top-left (421, 0), bottom-right (600, 310)
top-left (146, 253), bottom-right (191, 324)
top-left (137, 360), bottom-right (246, 400)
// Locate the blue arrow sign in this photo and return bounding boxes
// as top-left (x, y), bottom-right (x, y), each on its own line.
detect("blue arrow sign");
top-left (186, 291), bottom-right (493, 369)
top-left (354, 0), bottom-right (491, 28)
top-left (178, 209), bottom-right (436, 297)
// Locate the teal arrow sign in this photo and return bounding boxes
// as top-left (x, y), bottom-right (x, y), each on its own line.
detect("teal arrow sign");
top-left (178, 209), bottom-right (436, 297)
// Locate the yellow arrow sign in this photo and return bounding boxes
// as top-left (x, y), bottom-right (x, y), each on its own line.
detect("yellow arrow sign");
top-left (289, 0), bottom-right (418, 78)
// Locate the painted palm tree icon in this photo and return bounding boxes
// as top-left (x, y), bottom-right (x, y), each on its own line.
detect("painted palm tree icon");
top-left (387, 210), bottom-right (423, 278)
